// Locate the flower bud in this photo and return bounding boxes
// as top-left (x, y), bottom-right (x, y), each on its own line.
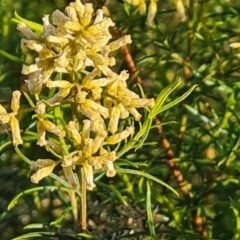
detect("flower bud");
top-left (146, 0), bottom-right (157, 26)
top-left (108, 104), bottom-right (121, 134)
top-left (45, 140), bottom-right (62, 155)
top-left (37, 120), bottom-right (46, 146)
top-left (65, 5), bottom-right (78, 22)
top-left (0, 114), bottom-right (10, 124)
top-left (105, 161), bottom-right (116, 177)
top-left (67, 121), bottom-right (82, 145)
top-left (36, 101), bottom-right (46, 118)
top-left (174, 0), bottom-right (186, 22)
top-left (31, 158), bottom-right (56, 170)
top-left (22, 64), bottom-right (39, 75)
top-left (63, 166), bottom-right (78, 189)
top-left (62, 151), bottom-right (80, 167)
top-left (90, 114), bottom-right (105, 132)
top-left (52, 10), bottom-right (70, 28)
top-left (83, 138), bottom-right (93, 157)
top-left (126, 97), bottom-right (155, 108)
top-left (70, 1), bottom-right (85, 22)
top-left (106, 126), bottom-right (135, 145)
top-left (46, 80), bottom-right (73, 89)
top-left (139, 0), bottom-right (147, 15)
top-left (126, 107), bottom-right (142, 121)
top-left (46, 87), bottom-right (71, 106)
top-left (31, 159), bottom-right (56, 184)
top-left (0, 105), bottom-right (10, 124)
top-left (10, 116), bottom-right (23, 146)
top-left (124, 0), bottom-right (141, 6)
top-left (119, 103), bottom-right (129, 119)
top-left (44, 120), bottom-right (66, 138)
top-left (42, 14), bottom-right (56, 37)
top-left (82, 119), bottom-right (91, 139)
top-left (81, 3), bottom-right (93, 27)
top-left (80, 98), bottom-right (109, 119)
top-left (25, 71), bottom-right (43, 95)
top-left (108, 35), bottom-right (132, 52)
top-left (17, 22), bottom-right (39, 40)
top-left (11, 91), bottom-right (21, 112)
top-left (83, 161), bottom-right (96, 190)
top-left (93, 9), bottom-right (104, 24)
top-left (92, 130), bottom-right (107, 154)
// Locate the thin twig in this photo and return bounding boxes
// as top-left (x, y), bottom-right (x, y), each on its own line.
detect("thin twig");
top-left (80, 166), bottom-right (87, 231)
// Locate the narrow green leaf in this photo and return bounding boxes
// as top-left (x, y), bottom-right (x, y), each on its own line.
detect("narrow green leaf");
top-left (23, 223), bottom-right (44, 230)
top-left (134, 118), bottom-right (153, 150)
top-left (117, 119), bottom-right (150, 157)
top-left (14, 146), bottom-right (32, 165)
top-left (22, 91), bottom-right (36, 108)
top-left (0, 50), bottom-right (23, 64)
top-left (230, 198), bottom-right (240, 240)
top-left (8, 186), bottom-right (69, 211)
top-left (117, 168), bottom-right (179, 197)
top-left (150, 120), bottom-right (177, 129)
top-left (117, 80), bottom-right (193, 156)
top-left (0, 141), bottom-right (12, 153)
top-left (96, 181), bottom-right (128, 206)
top-left (149, 78), bottom-right (182, 119)
top-left (12, 11), bottom-right (43, 32)
top-left (117, 159), bottom-right (148, 168)
top-left (77, 233), bottom-right (96, 239)
top-left (11, 232), bottom-right (55, 240)
top-left (49, 173), bottom-right (76, 189)
top-left (146, 181), bottom-right (156, 238)
top-left (0, 211), bottom-right (8, 221)
top-left (50, 206), bottom-right (73, 226)
top-left (157, 84), bottom-right (197, 115)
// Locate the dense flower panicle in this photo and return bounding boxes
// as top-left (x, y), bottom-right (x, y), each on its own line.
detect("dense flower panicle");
top-left (17, 0), bottom-right (155, 188)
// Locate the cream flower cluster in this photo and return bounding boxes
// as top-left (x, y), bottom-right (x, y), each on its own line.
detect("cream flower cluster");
top-left (14, 0), bottom-right (155, 190)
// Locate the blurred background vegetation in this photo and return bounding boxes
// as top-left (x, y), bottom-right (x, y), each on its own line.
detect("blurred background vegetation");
top-left (1, 0), bottom-right (240, 239)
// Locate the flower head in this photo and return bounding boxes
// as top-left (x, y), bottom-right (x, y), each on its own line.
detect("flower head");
top-left (17, 0), bottom-right (155, 190)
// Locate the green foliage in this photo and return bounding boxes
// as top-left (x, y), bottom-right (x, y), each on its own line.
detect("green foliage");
top-left (1, 0), bottom-right (240, 239)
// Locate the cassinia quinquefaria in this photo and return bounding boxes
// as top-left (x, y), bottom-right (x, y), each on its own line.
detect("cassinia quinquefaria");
top-left (0, 0), bottom-right (155, 190)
